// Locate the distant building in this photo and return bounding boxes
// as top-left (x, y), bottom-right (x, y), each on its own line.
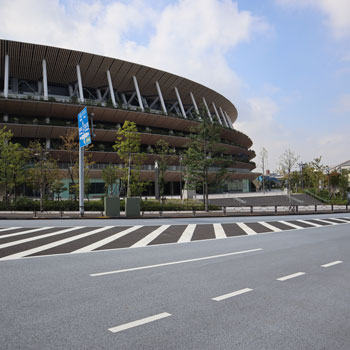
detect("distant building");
top-left (1, 39), bottom-right (259, 198)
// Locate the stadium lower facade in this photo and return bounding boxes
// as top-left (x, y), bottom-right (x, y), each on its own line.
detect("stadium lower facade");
top-left (0, 39), bottom-right (258, 199)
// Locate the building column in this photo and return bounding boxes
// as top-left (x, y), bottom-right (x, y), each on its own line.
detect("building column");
top-left (4, 54), bottom-right (9, 98)
top-left (212, 102), bottom-right (223, 125)
top-left (224, 111), bottom-right (233, 129)
top-left (42, 58), bottom-right (48, 100)
top-left (133, 75), bottom-right (144, 112)
top-left (76, 64), bottom-right (84, 103)
top-left (106, 70), bottom-right (117, 108)
top-left (190, 92), bottom-right (199, 115)
top-left (202, 97), bottom-right (213, 122)
top-left (174, 87), bottom-right (186, 118)
top-left (219, 107), bottom-right (229, 128)
top-left (155, 81), bottom-right (167, 115)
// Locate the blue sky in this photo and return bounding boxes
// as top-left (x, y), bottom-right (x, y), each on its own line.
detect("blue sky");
top-left (0, 0), bottom-right (349, 171)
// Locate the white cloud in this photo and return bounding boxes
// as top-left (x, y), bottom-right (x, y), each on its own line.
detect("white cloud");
top-left (277, 0), bottom-right (350, 39)
top-left (332, 93), bottom-right (350, 113)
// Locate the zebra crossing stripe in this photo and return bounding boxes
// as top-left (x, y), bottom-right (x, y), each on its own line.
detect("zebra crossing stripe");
top-left (279, 221), bottom-right (303, 229)
top-left (297, 220), bottom-right (322, 227)
top-left (236, 223), bottom-right (257, 235)
top-left (213, 223), bottom-right (226, 239)
top-left (0, 227), bottom-right (81, 249)
top-left (330, 218), bottom-right (350, 223)
top-left (0, 227), bottom-right (54, 240)
top-left (258, 222), bottom-right (282, 232)
top-left (73, 226), bottom-right (143, 253)
top-left (0, 227), bottom-right (20, 233)
top-left (313, 218), bottom-right (338, 225)
top-left (132, 225), bottom-right (170, 248)
top-left (1, 226), bottom-right (114, 260)
top-left (178, 224), bottom-right (196, 243)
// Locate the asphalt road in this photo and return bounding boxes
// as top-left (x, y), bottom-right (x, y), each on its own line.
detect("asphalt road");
top-left (0, 212), bottom-right (349, 227)
top-left (1, 215), bottom-right (350, 349)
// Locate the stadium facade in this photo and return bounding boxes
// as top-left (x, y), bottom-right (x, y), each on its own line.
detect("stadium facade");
top-left (0, 39), bottom-right (258, 198)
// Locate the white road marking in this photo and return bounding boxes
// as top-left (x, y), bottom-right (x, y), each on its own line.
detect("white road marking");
top-left (1, 226), bottom-right (114, 260)
top-left (313, 218), bottom-right (337, 225)
top-left (277, 272), bottom-right (305, 281)
top-left (178, 224), bottom-right (196, 243)
top-left (279, 221), bottom-right (303, 229)
top-left (212, 288), bottom-right (253, 301)
top-left (0, 227), bottom-right (53, 240)
top-left (108, 312), bottom-right (171, 333)
top-left (0, 227), bottom-right (80, 248)
top-left (321, 261), bottom-right (343, 268)
top-left (258, 222), bottom-right (282, 232)
top-left (0, 227), bottom-right (20, 233)
top-left (132, 225), bottom-right (170, 248)
top-left (90, 248), bottom-right (263, 277)
top-left (236, 223), bottom-right (257, 235)
top-left (213, 223), bottom-right (226, 239)
top-left (329, 218), bottom-right (349, 223)
top-left (297, 220), bottom-right (321, 227)
top-left (73, 226), bottom-right (143, 253)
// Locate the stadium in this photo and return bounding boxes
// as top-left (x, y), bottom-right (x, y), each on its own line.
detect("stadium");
top-left (0, 39), bottom-right (258, 198)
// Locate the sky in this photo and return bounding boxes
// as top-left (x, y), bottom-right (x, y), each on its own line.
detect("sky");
top-left (0, 0), bottom-right (349, 172)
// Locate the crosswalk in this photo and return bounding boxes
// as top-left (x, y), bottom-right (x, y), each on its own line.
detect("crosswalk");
top-left (0, 217), bottom-right (349, 261)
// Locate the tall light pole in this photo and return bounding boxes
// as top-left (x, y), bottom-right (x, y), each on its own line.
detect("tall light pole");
top-left (179, 155), bottom-right (183, 200)
top-left (154, 160), bottom-right (160, 200)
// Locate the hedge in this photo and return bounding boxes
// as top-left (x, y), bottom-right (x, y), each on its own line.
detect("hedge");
top-left (0, 198), bottom-right (219, 212)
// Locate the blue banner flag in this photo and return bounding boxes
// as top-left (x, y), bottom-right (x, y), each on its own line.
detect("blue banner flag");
top-left (78, 107), bottom-right (91, 148)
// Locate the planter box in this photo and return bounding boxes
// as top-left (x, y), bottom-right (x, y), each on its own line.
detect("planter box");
top-left (125, 197), bottom-right (140, 218)
top-left (104, 196), bottom-right (120, 217)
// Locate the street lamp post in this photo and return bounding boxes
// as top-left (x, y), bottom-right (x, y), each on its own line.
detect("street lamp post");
top-left (179, 155), bottom-right (183, 200)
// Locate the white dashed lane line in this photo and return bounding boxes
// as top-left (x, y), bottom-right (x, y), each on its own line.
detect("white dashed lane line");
top-left (277, 272), bottom-right (306, 281)
top-left (321, 261), bottom-right (343, 268)
top-left (108, 312), bottom-right (171, 333)
top-left (212, 288), bottom-right (253, 302)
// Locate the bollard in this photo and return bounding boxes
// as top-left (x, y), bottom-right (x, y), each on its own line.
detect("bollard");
top-left (60, 210), bottom-right (64, 218)
top-left (222, 207), bottom-right (226, 216)
top-left (331, 204), bottom-right (334, 212)
top-left (159, 210), bottom-right (162, 217)
top-left (275, 206), bottom-right (277, 214)
top-left (33, 210), bottom-right (37, 218)
top-left (296, 205), bottom-right (298, 213)
top-left (192, 208), bottom-right (196, 217)
top-left (315, 205), bottom-right (317, 212)
top-left (346, 204), bottom-right (348, 211)
top-left (250, 206), bottom-right (253, 214)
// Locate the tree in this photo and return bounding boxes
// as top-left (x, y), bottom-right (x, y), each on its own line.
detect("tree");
top-left (152, 139), bottom-right (176, 201)
top-left (182, 116), bottom-right (230, 211)
top-left (279, 149), bottom-right (299, 195)
top-left (309, 157), bottom-right (326, 194)
top-left (102, 164), bottom-right (120, 196)
top-left (60, 130), bottom-right (79, 201)
top-left (339, 169), bottom-right (349, 200)
top-left (259, 147), bottom-right (268, 193)
top-left (28, 140), bottom-right (61, 211)
top-left (0, 127), bottom-right (29, 201)
top-left (51, 180), bottom-right (67, 201)
top-left (112, 121), bottom-right (147, 197)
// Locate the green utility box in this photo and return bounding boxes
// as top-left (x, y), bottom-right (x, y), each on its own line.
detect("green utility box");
top-left (104, 196), bottom-right (120, 217)
top-left (125, 197), bottom-right (141, 218)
